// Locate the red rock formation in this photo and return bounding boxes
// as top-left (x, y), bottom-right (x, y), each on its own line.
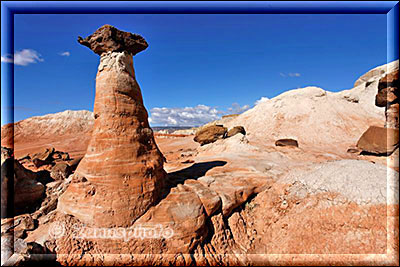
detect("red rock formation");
top-left (377, 69), bottom-right (399, 128)
top-left (57, 25), bottom-right (166, 227)
top-left (1, 147), bottom-right (45, 217)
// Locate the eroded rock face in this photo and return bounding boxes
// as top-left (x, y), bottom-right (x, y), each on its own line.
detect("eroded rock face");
top-left (50, 163), bottom-right (71, 181)
top-left (57, 26), bottom-right (165, 228)
top-left (14, 160), bottom-right (45, 212)
top-left (377, 69), bottom-right (399, 128)
top-left (1, 147), bottom-right (45, 217)
top-left (31, 148), bottom-right (54, 168)
top-left (67, 156), bottom-right (82, 171)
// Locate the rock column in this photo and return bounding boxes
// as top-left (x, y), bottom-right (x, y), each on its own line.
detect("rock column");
top-left (57, 25), bottom-right (166, 227)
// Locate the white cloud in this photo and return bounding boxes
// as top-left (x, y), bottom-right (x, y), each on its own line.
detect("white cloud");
top-left (280, 72), bottom-right (301, 77)
top-left (255, 96), bottom-right (269, 105)
top-left (148, 102), bottom-right (252, 126)
top-left (149, 104), bottom-right (223, 126)
top-left (1, 49), bottom-right (44, 66)
top-left (59, 51), bottom-right (70, 56)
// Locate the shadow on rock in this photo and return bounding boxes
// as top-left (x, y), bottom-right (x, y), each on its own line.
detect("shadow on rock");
top-left (162, 160), bottom-right (227, 198)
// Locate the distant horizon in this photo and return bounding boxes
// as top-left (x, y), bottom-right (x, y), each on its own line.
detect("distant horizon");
top-left (1, 59), bottom-right (398, 128)
top-left (2, 55), bottom-right (396, 128)
top-left (2, 13), bottom-right (396, 126)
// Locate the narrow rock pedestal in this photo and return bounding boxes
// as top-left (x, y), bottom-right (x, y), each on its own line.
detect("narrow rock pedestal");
top-left (57, 25), bottom-right (166, 227)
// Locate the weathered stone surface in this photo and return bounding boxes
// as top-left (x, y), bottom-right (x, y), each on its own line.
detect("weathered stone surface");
top-left (377, 70), bottom-right (399, 128)
top-left (32, 178), bottom-right (71, 221)
top-left (194, 125), bottom-right (227, 145)
top-left (52, 151), bottom-right (70, 161)
top-left (58, 26), bottom-right (165, 228)
top-left (1, 147), bottom-right (45, 217)
top-left (78, 24), bottom-right (148, 56)
top-left (354, 60), bottom-right (398, 87)
top-left (386, 103), bottom-right (399, 129)
top-left (32, 147), bottom-right (54, 161)
top-left (347, 146), bottom-right (362, 154)
top-left (184, 179), bottom-right (221, 216)
top-left (197, 176), bottom-right (261, 217)
top-left (54, 184), bottom-right (208, 265)
top-left (135, 184), bottom-right (208, 253)
top-left (50, 162), bottom-right (71, 180)
top-left (275, 138), bottom-right (299, 147)
top-left (356, 126), bottom-right (399, 155)
top-left (32, 158), bottom-right (47, 168)
top-left (375, 86), bottom-right (397, 107)
top-left (67, 156), bottom-right (82, 171)
top-left (14, 161), bottom-right (45, 213)
top-left (13, 214), bottom-right (38, 238)
top-left (226, 126), bottom-right (246, 138)
top-left (377, 69), bottom-right (399, 104)
top-left (31, 148), bottom-right (55, 168)
top-left (1, 236), bottom-right (53, 266)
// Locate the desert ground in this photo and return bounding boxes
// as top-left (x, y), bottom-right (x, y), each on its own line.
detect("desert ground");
top-left (1, 25), bottom-right (399, 266)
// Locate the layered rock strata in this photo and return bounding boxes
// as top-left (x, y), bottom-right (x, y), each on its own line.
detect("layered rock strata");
top-left (57, 25), bottom-right (166, 227)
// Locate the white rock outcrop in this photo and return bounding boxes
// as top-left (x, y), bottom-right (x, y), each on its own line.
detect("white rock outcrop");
top-left (218, 60), bottom-right (399, 148)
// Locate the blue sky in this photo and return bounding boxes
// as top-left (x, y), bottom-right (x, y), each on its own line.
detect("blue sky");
top-left (1, 14), bottom-right (392, 126)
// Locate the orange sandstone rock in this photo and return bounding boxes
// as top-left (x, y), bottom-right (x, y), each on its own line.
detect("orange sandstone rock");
top-left (57, 26), bottom-right (165, 227)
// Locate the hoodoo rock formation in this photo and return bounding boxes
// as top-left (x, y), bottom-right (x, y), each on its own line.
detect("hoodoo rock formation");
top-left (57, 25), bottom-right (166, 227)
top-left (1, 25), bottom-right (398, 264)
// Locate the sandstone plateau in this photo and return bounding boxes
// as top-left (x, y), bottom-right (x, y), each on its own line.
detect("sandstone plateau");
top-left (0, 25), bottom-right (399, 265)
